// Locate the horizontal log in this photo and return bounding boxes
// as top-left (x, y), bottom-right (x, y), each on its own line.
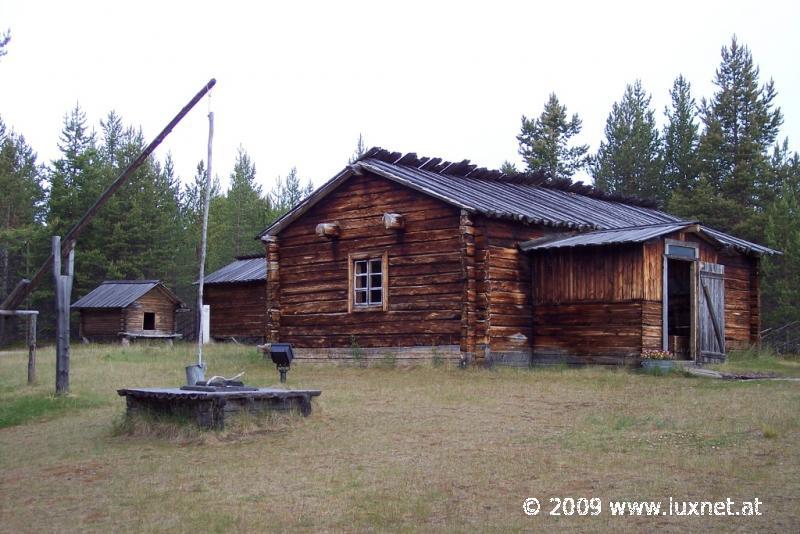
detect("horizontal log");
top-left (284, 333), bottom-right (460, 348)
top-left (282, 320), bottom-right (460, 337)
top-left (282, 310), bottom-right (460, 326)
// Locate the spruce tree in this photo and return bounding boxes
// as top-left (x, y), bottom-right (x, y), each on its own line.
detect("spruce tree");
top-left (48, 105), bottom-right (102, 233)
top-left (662, 75), bottom-right (699, 194)
top-left (516, 93), bottom-right (588, 180)
top-left (593, 81), bottom-right (663, 202)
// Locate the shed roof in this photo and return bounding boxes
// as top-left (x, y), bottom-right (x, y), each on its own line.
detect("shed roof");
top-left (519, 221), bottom-right (779, 256)
top-left (520, 223), bottom-right (695, 251)
top-left (259, 147), bottom-right (777, 256)
top-left (203, 256), bottom-right (267, 285)
top-left (71, 280), bottom-right (184, 309)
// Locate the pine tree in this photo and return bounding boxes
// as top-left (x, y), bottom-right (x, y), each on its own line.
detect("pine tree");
top-left (226, 146), bottom-right (273, 257)
top-left (517, 93), bottom-right (589, 180)
top-left (760, 141), bottom-right (800, 328)
top-left (500, 161), bottom-right (518, 174)
top-left (348, 133), bottom-right (368, 164)
top-left (670, 37), bottom-right (784, 243)
top-left (0, 117), bottom-right (45, 341)
top-left (270, 167), bottom-right (311, 212)
top-left (183, 160), bottom-right (226, 271)
top-left (593, 81), bottom-right (663, 202)
top-left (662, 75), bottom-right (699, 194)
top-left (697, 36), bottom-right (783, 212)
top-left (763, 175), bottom-right (800, 328)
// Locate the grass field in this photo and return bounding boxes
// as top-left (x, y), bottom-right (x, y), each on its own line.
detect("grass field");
top-left (1, 344), bottom-right (799, 532)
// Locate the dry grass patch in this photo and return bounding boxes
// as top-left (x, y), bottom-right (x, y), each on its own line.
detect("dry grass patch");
top-left (1, 344), bottom-right (799, 532)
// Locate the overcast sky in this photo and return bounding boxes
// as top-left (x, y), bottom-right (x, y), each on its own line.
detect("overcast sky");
top-left (1, 1), bottom-right (798, 191)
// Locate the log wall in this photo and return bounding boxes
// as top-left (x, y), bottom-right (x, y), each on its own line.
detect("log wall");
top-left (479, 218), bottom-right (544, 364)
top-left (718, 253), bottom-right (760, 349)
top-left (124, 288), bottom-right (177, 333)
top-left (530, 244), bottom-right (647, 363)
top-left (204, 282), bottom-right (266, 340)
top-left (79, 309), bottom-right (124, 340)
top-left (273, 172), bottom-right (463, 352)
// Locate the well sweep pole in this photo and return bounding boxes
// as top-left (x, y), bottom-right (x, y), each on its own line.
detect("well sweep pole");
top-left (196, 109), bottom-right (214, 366)
top-left (1, 78), bottom-right (217, 312)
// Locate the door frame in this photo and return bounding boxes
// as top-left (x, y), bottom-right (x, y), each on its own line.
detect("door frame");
top-left (662, 239), bottom-right (700, 361)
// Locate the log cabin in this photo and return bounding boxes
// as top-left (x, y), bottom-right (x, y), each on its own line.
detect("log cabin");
top-left (258, 148), bottom-right (778, 366)
top-left (202, 254), bottom-right (267, 342)
top-left (71, 280), bottom-right (185, 342)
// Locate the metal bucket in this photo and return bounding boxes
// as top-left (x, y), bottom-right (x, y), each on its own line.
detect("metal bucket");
top-left (185, 363), bottom-right (207, 385)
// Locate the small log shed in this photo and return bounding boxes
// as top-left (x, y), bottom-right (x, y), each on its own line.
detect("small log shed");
top-left (71, 280), bottom-right (185, 342)
top-left (256, 148), bottom-right (778, 366)
top-left (202, 255), bottom-right (267, 342)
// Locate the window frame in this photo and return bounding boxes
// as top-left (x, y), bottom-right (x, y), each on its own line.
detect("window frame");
top-left (665, 238), bottom-right (699, 261)
top-left (348, 250), bottom-right (389, 313)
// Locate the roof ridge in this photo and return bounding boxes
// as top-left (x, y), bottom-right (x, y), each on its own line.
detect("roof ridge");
top-left (357, 147), bottom-right (661, 209)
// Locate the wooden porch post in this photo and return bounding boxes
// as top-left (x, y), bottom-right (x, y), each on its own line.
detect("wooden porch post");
top-left (264, 236), bottom-right (280, 343)
top-left (459, 210), bottom-right (479, 364)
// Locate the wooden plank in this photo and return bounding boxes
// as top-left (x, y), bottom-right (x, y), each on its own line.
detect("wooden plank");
top-left (698, 262), bottom-right (725, 361)
top-left (702, 280), bottom-right (725, 353)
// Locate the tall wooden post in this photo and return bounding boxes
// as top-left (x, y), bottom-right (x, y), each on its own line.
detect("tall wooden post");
top-left (27, 313), bottom-right (37, 384)
top-left (53, 236), bottom-right (74, 395)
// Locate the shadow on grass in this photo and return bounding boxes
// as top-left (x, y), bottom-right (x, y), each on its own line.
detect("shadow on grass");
top-left (0, 393), bottom-right (106, 429)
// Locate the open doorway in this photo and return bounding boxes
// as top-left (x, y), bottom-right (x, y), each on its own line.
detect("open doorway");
top-left (143, 312), bottom-right (156, 331)
top-left (666, 259), bottom-right (692, 359)
top-left (663, 239), bottom-right (699, 360)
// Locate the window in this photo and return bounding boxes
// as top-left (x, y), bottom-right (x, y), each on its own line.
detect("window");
top-left (665, 239), bottom-right (699, 260)
top-left (349, 251), bottom-right (388, 312)
top-left (143, 312), bottom-right (156, 331)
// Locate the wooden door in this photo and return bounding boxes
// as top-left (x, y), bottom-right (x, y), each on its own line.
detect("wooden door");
top-left (698, 262), bottom-right (725, 362)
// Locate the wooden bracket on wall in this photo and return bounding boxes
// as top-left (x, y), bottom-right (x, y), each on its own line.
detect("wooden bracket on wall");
top-left (382, 213), bottom-right (405, 231)
top-left (316, 222), bottom-right (340, 239)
